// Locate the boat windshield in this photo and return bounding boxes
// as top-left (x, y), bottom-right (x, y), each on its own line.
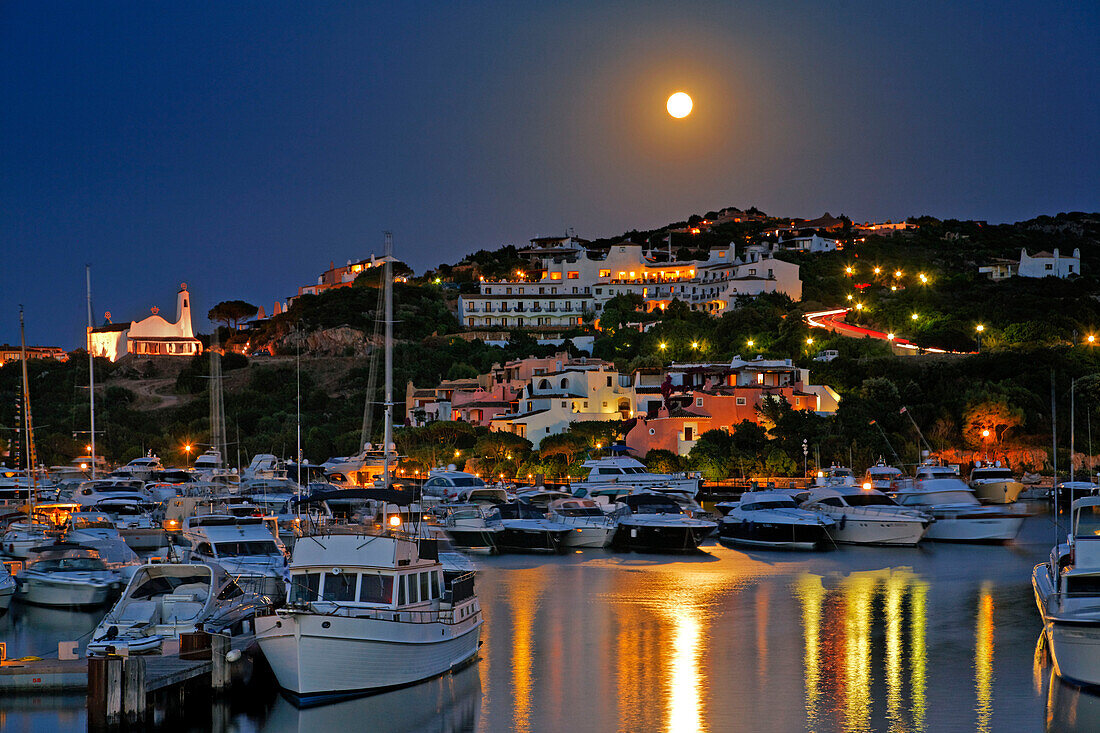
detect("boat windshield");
top-left (900, 491), bottom-right (978, 506)
top-left (215, 541), bottom-right (279, 557)
top-left (843, 494), bottom-right (897, 507)
top-left (32, 556), bottom-right (107, 572)
top-left (73, 517), bottom-right (115, 529)
top-left (1075, 505), bottom-right (1100, 536)
top-left (558, 506), bottom-right (605, 517)
top-left (451, 477), bottom-right (486, 487)
top-left (744, 500), bottom-right (798, 510)
top-left (974, 469), bottom-right (1014, 480)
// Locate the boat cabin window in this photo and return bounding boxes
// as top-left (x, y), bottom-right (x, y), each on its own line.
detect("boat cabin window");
top-left (844, 494), bottom-right (897, 507)
top-left (322, 571), bottom-right (357, 602)
top-left (291, 573), bottom-right (320, 603)
top-left (215, 541), bottom-right (279, 557)
top-left (1066, 575), bottom-right (1100, 595)
top-left (359, 574), bottom-right (393, 604)
top-left (744, 499), bottom-right (797, 510)
top-left (195, 542), bottom-right (214, 556)
top-left (398, 577), bottom-right (406, 605)
top-left (406, 574), bottom-right (418, 603)
top-left (975, 469), bottom-right (1014, 480)
top-left (216, 580), bottom-right (245, 601)
top-left (1075, 506), bottom-right (1100, 536)
top-left (73, 517), bottom-right (114, 529)
top-left (419, 572), bottom-right (430, 602)
top-left (816, 497), bottom-right (843, 507)
top-left (32, 556), bottom-right (108, 572)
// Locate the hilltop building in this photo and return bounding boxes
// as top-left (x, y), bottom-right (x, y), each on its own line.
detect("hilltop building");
top-left (289, 254), bottom-right (399, 305)
top-left (979, 247), bottom-right (1081, 280)
top-left (0, 345), bottom-right (68, 364)
top-left (88, 284), bottom-right (202, 362)
top-left (459, 238), bottom-right (801, 332)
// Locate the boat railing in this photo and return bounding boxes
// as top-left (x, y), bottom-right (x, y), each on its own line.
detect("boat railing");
top-left (293, 598), bottom-right (475, 625)
top-left (445, 571), bottom-right (476, 604)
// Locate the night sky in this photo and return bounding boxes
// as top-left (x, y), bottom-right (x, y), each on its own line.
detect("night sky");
top-left (2, 1), bottom-right (1097, 346)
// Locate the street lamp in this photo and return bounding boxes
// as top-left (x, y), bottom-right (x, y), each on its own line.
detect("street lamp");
top-left (184, 443), bottom-right (192, 468)
top-left (806, 337), bottom-right (814, 346)
top-left (887, 333), bottom-right (895, 341)
top-left (746, 339), bottom-right (754, 348)
top-left (919, 273), bottom-right (928, 284)
top-left (691, 341), bottom-right (699, 350)
top-left (846, 294), bottom-right (854, 301)
top-left (976, 323), bottom-right (985, 351)
top-left (1089, 334), bottom-right (1096, 345)
top-left (855, 303), bottom-right (864, 311)
top-left (873, 267), bottom-right (881, 275)
top-left (802, 439), bottom-right (808, 478)
top-left (911, 313), bottom-right (919, 321)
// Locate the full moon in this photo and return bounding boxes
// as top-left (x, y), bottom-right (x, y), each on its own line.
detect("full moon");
top-left (666, 92), bottom-right (693, 118)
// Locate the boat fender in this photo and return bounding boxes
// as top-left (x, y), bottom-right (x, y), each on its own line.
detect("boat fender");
top-left (839, 515), bottom-right (847, 530)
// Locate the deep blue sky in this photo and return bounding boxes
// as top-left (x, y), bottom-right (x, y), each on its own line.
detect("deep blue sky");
top-left (2, 1), bottom-right (1098, 347)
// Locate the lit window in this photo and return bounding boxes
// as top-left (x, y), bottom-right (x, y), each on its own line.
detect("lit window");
top-left (551, 272), bottom-right (562, 280)
top-left (599, 269), bottom-right (611, 278)
top-left (567, 272), bottom-right (579, 279)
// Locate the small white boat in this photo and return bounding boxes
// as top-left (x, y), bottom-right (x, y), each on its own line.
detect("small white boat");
top-left (894, 479), bottom-right (1024, 542)
top-left (15, 542), bottom-right (122, 607)
top-left (610, 493), bottom-right (716, 553)
top-left (1034, 496), bottom-right (1100, 687)
top-left (255, 528), bottom-right (483, 704)
top-left (87, 562), bottom-right (271, 656)
top-left (441, 504), bottom-right (503, 553)
top-left (108, 455), bottom-right (164, 482)
top-left (802, 487), bottom-right (930, 546)
top-left (574, 456), bottom-right (701, 496)
top-left (718, 491), bottom-right (835, 550)
top-left (71, 478), bottom-right (153, 508)
top-left (0, 562), bottom-right (16, 614)
top-left (969, 461), bottom-right (1024, 504)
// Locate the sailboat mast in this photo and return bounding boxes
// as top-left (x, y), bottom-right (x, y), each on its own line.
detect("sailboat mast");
top-left (383, 231), bottom-right (393, 489)
top-left (86, 265), bottom-right (97, 478)
top-left (19, 307), bottom-right (37, 510)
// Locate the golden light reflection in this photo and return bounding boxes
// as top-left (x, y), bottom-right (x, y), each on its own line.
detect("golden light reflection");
top-left (975, 584), bottom-right (994, 733)
top-left (794, 574), bottom-right (825, 729)
top-left (505, 574), bottom-right (543, 733)
top-left (884, 572), bottom-right (904, 733)
top-left (910, 579), bottom-right (928, 731)
top-left (668, 603), bottom-right (703, 733)
top-left (843, 573), bottom-right (874, 733)
top-left (1034, 632), bottom-right (1050, 696)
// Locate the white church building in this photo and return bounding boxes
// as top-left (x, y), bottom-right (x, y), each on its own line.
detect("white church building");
top-left (88, 283), bottom-right (203, 361)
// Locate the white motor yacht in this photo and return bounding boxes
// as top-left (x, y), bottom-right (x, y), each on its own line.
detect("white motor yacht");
top-left (813, 465), bottom-right (858, 488)
top-left (441, 504), bottom-right (503, 553)
top-left (611, 493), bottom-right (716, 553)
top-left (914, 462), bottom-right (961, 481)
top-left (546, 497), bottom-right (617, 548)
top-left (861, 460), bottom-right (912, 492)
top-left (574, 456), bottom-right (702, 496)
top-left (893, 478), bottom-right (1024, 542)
top-left (802, 487), bottom-right (930, 546)
top-left (109, 455), bottom-right (164, 482)
top-left (969, 461), bottom-right (1024, 504)
top-left (71, 478), bottom-right (153, 508)
top-left (422, 469), bottom-right (490, 504)
top-left (86, 562), bottom-right (270, 656)
top-left (64, 512), bottom-right (141, 577)
top-left (1, 502), bottom-right (78, 559)
top-left (15, 542), bottom-right (122, 607)
top-left (92, 498), bottom-right (167, 550)
top-left (182, 515), bottom-right (288, 600)
top-left (492, 501), bottom-right (573, 553)
top-left (255, 528), bottom-right (483, 704)
top-left (1034, 496), bottom-right (1100, 687)
top-left (718, 491), bottom-right (835, 550)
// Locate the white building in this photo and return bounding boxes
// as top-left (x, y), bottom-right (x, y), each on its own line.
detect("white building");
top-left (1017, 248), bottom-right (1081, 279)
top-left (88, 284), bottom-right (202, 362)
top-left (489, 364), bottom-right (635, 446)
top-left (460, 238), bottom-right (801, 330)
top-left (775, 233), bottom-right (839, 253)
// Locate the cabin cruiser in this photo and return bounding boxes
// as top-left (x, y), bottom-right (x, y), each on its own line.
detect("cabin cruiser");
top-left (546, 497), bottom-right (617, 548)
top-left (321, 444), bottom-right (397, 488)
top-left (718, 491), bottom-right (835, 550)
top-left (110, 455), bottom-right (164, 482)
top-left (862, 460), bottom-right (912, 492)
top-left (63, 512), bottom-right (141, 575)
top-left (914, 462), bottom-right (960, 481)
top-left (440, 504), bottom-right (503, 553)
top-left (969, 461), bottom-right (1024, 504)
top-left (93, 498), bottom-right (167, 550)
top-left (1, 502), bottom-right (78, 559)
top-left (813, 465), bottom-right (858, 488)
top-left (191, 448), bottom-right (225, 476)
top-left (182, 515), bottom-right (288, 600)
top-left (893, 479), bottom-right (1024, 542)
top-left (71, 478), bottom-right (153, 508)
top-left (0, 562), bottom-right (14, 614)
top-left (255, 525), bottom-right (483, 704)
top-left (1033, 496), bottom-right (1100, 687)
top-left (87, 562), bottom-right (271, 656)
top-left (14, 542), bottom-right (122, 607)
top-left (0, 468), bottom-right (54, 503)
top-left (491, 502), bottom-right (572, 553)
top-left (611, 493), bottom-right (716, 552)
top-left (574, 457), bottom-right (702, 495)
top-left (801, 487), bottom-right (930, 546)
top-left (423, 469), bottom-right (490, 503)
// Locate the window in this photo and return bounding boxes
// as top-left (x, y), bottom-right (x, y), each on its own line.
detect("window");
top-left (419, 572), bottom-right (430, 602)
top-left (562, 401), bottom-right (567, 408)
top-left (568, 271), bottom-right (579, 279)
top-left (583, 401), bottom-right (589, 408)
top-left (506, 287), bottom-right (512, 294)
top-left (359, 574), bottom-right (394, 604)
top-left (560, 378), bottom-right (569, 389)
top-left (602, 401), bottom-right (608, 408)
top-left (696, 397), bottom-right (704, 407)
top-left (322, 572), bottom-right (357, 602)
top-left (606, 376), bottom-right (612, 387)
top-left (599, 269), bottom-right (611, 278)
top-left (1045, 264), bottom-right (1053, 270)
top-left (736, 397), bottom-right (747, 405)
top-left (195, 542), bottom-right (213, 557)
top-left (595, 288), bottom-right (603, 295)
top-left (684, 426), bottom-right (695, 441)
top-left (291, 572), bottom-right (320, 603)
top-left (551, 272), bottom-right (562, 280)
top-left (407, 575), bottom-right (419, 604)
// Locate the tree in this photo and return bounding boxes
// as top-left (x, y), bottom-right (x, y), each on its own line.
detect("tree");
top-left (598, 293), bottom-right (645, 332)
top-left (538, 433), bottom-right (589, 466)
top-left (208, 300), bottom-right (259, 329)
top-left (644, 449), bottom-right (682, 474)
top-left (445, 363), bottom-right (479, 381)
top-left (963, 400), bottom-right (1025, 448)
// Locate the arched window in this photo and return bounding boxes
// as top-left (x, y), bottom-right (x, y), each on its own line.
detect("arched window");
top-left (560, 378), bottom-right (569, 389)
top-left (538, 379), bottom-right (550, 390)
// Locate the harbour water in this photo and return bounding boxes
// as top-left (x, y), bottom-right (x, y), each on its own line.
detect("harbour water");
top-left (2, 507), bottom-right (1095, 732)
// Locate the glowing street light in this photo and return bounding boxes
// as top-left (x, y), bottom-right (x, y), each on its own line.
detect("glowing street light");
top-left (894, 270), bottom-right (903, 278)
top-left (691, 341), bottom-right (699, 349)
top-left (873, 267), bottom-right (881, 275)
top-left (454, 450), bottom-right (461, 457)
top-left (845, 266), bottom-right (854, 275)
top-left (659, 342), bottom-right (667, 350)
top-left (981, 429), bottom-right (990, 438)
top-left (806, 337), bottom-right (814, 346)
top-left (911, 313), bottom-right (919, 321)
top-left (846, 294), bottom-right (854, 301)
top-left (976, 324), bottom-right (985, 332)
top-left (1089, 334), bottom-right (1096, 344)
top-left (919, 273), bottom-right (928, 283)
top-left (184, 443), bottom-right (192, 468)
top-left (887, 333), bottom-right (895, 341)
top-left (746, 339), bottom-right (755, 348)
top-left (976, 323), bottom-right (985, 351)
top-left (855, 303), bottom-right (864, 311)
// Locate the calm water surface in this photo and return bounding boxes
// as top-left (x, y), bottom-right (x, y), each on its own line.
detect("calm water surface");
top-left (3, 507), bottom-right (1098, 732)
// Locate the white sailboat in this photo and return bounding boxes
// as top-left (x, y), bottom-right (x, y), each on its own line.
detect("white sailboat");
top-left (255, 232), bottom-right (483, 704)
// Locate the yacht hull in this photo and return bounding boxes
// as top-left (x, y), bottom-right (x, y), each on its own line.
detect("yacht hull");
top-left (16, 576), bottom-right (114, 608)
top-left (925, 515), bottom-right (1023, 542)
top-left (972, 480), bottom-right (1024, 504)
top-left (496, 524), bottom-right (569, 554)
top-left (826, 519), bottom-right (928, 546)
top-left (559, 525), bottom-right (613, 548)
top-left (255, 612), bottom-right (482, 703)
top-left (1034, 563), bottom-right (1100, 687)
top-left (119, 528), bottom-right (169, 550)
top-left (718, 521), bottom-right (830, 550)
top-left (0, 583), bottom-right (13, 614)
top-left (612, 523), bottom-right (710, 553)
top-left (444, 529), bottom-right (499, 553)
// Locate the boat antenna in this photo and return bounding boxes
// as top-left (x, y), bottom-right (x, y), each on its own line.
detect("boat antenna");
top-left (86, 265), bottom-right (97, 479)
top-left (19, 306), bottom-right (38, 513)
top-left (899, 406), bottom-right (933, 457)
top-left (382, 231), bottom-right (393, 492)
top-left (1052, 370), bottom-right (1059, 539)
top-left (1070, 378), bottom-right (1076, 485)
top-left (869, 420), bottom-right (903, 468)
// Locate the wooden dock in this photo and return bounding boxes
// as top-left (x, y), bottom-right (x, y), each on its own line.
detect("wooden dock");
top-left (0, 632), bottom-right (235, 730)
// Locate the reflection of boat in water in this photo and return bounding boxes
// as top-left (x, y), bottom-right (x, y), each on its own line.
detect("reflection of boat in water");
top-left (265, 662), bottom-right (481, 730)
top-left (1047, 668), bottom-right (1100, 732)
